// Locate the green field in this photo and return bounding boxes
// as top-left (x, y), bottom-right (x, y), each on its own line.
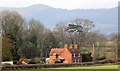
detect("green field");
top-left (3, 65), bottom-right (120, 71)
top-left (52, 64), bottom-right (118, 69)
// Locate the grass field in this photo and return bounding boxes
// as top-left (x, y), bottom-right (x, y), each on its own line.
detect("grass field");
top-left (52, 64), bottom-right (118, 69)
top-left (3, 65), bottom-right (119, 71)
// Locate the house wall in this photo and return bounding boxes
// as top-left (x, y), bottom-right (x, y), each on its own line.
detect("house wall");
top-left (61, 48), bottom-right (72, 64)
top-left (72, 55), bottom-right (82, 63)
top-left (49, 55), bottom-right (56, 64)
top-left (49, 45), bottom-right (82, 64)
top-left (49, 48), bottom-right (72, 64)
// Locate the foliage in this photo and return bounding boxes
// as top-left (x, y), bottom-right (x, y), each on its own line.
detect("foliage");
top-left (53, 22), bottom-right (67, 47)
top-left (1, 11), bottom-right (118, 62)
top-left (18, 42), bottom-right (37, 58)
top-left (1, 11), bottom-right (24, 61)
top-left (2, 35), bottom-right (13, 61)
top-left (84, 32), bottom-right (107, 47)
top-left (2, 64), bottom-right (118, 71)
top-left (81, 52), bottom-right (92, 62)
top-left (33, 57), bottom-right (41, 64)
top-left (97, 56), bottom-right (106, 61)
top-left (65, 19), bottom-right (95, 48)
top-left (18, 58), bottom-right (33, 64)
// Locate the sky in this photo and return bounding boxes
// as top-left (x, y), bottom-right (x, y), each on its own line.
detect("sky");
top-left (0, 0), bottom-right (119, 9)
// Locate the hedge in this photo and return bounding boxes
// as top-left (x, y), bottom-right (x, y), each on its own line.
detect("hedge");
top-left (2, 59), bottom-right (119, 70)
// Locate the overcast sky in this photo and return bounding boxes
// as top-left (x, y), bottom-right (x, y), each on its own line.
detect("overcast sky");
top-left (0, 0), bottom-right (119, 9)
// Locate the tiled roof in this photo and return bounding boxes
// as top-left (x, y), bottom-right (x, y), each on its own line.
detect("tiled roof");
top-left (68, 48), bottom-right (80, 54)
top-left (49, 48), bottom-right (64, 56)
top-left (49, 47), bottom-right (81, 56)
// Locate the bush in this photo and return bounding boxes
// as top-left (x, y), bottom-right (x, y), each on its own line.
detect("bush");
top-left (23, 59), bottom-right (32, 63)
top-left (18, 57), bottom-right (44, 64)
top-left (13, 60), bottom-right (18, 64)
top-left (97, 56), bottom-right (106, 60)
top-left (40, 61), bottom-right (45, 64)
top-left (18, 58), bottom-right (32, 64)
top-left (118, 58), bottom-right (120, 61)
top-left (33, 57), bottom-right (41, 64)
top-left (81, 52), bottom-right (92, 62)
top-left (28, 61), bottom-right (36, 64)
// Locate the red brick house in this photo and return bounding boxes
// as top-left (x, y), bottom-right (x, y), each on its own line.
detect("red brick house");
top-left (49, 44), bottom-right (82, 64)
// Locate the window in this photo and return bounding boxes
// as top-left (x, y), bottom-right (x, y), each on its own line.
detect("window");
top-left (73, 59), bottom-right (76, 63)
top-left (78, 53), bottom-right (81, 57)
top-left (78, 59), bottom-right (79, 63)
top-left (73, 53), bottom-right (75, 57)
top-left (56, 54), bottom-right (59, 59)
top-left (53, 53), bottom-right (56, 56)
top-left (74, 59), bottom-right (76, 63)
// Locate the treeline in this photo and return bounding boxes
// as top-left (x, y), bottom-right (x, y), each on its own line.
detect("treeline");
top-left (0, 11), bottom-right (118, 61)
top-left (1, 11), bottom-right (56, 61)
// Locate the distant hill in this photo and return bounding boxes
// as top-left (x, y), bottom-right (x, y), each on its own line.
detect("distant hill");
top-left (0, 4), bottom-right (118, 34)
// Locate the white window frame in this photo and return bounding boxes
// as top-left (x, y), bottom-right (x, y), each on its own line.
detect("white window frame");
top-left (74, 59), bottom-right (76, 63)
top-left (78, 59), bottom-right (79, 63)
top-left (78, 53), bottom-right (81, 57)
top-left (73, 53), bottom-right (75, 57)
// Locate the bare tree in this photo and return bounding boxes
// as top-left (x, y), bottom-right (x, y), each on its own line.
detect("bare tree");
top-left (53, 22), bottom-right (67, 47)
top-left (66, 18), bottom-right (95, 49)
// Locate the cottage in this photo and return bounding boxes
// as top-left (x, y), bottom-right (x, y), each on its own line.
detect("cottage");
top-left (49, 44), bottom-right (82, 64)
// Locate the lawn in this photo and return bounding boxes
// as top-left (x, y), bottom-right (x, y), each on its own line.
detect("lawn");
top-left (52, 64), bottom-right (118, 69)
top-left (2, 65), bottom-right (119, 71)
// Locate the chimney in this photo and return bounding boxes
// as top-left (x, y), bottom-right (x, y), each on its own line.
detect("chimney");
top-left (69, 44), bottom-right (72, 49)
top-left (64, 44), bottom-right (68, 48)
top-left (74, 44), bottom-right (78, 49)
top-left (92, 44), bottom-right (96, 62)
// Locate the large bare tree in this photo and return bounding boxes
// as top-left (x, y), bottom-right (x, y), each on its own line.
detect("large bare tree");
top-left (52, 22), bottom-right (68, 47)
top-left (66, 18), bottom-right (95, 49)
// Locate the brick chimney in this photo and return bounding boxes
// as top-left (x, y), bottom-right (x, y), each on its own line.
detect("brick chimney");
top-left (92, 44), bottom-right (96, 62)
top-left (64, 44), bottom-right (68, 48)
top-left (74, 44), bottom-right (78, 49)
top-left (69, 44), bottom-right (72, 49)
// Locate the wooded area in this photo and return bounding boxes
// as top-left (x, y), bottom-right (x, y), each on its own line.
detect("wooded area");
top-left (0, 11), bottom-right (118, 62)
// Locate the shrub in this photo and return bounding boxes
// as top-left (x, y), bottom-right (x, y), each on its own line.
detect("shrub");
top-left (97, 56), bottom-right (106, 60)
top-left (40, 61), bottom-right (45, 64)
top-left (81, 52), bottom-right (92, 62)
top-left (18, 58), bottom-right (32, 64)
top-left (33, 57), bottom-right (41, 64)
top-left (28, 60), bottom-right (36, 64)
top-left (13, 60), bottom-right (18, 64)
top-left (23, 59), bottom-right (32, 63)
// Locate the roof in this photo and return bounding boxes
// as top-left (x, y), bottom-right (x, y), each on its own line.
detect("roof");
top-left (49, 47), bottom-right (81, 56)
top-left (49, 48), bottom-right (64, 56)
top-left (68, 48), bottom-right (80, 54)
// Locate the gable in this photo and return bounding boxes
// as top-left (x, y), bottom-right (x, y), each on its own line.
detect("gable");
top-left (62, 48), bottom-right (72, 55)
top-left (49, 48), bottom-right (64, 56)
